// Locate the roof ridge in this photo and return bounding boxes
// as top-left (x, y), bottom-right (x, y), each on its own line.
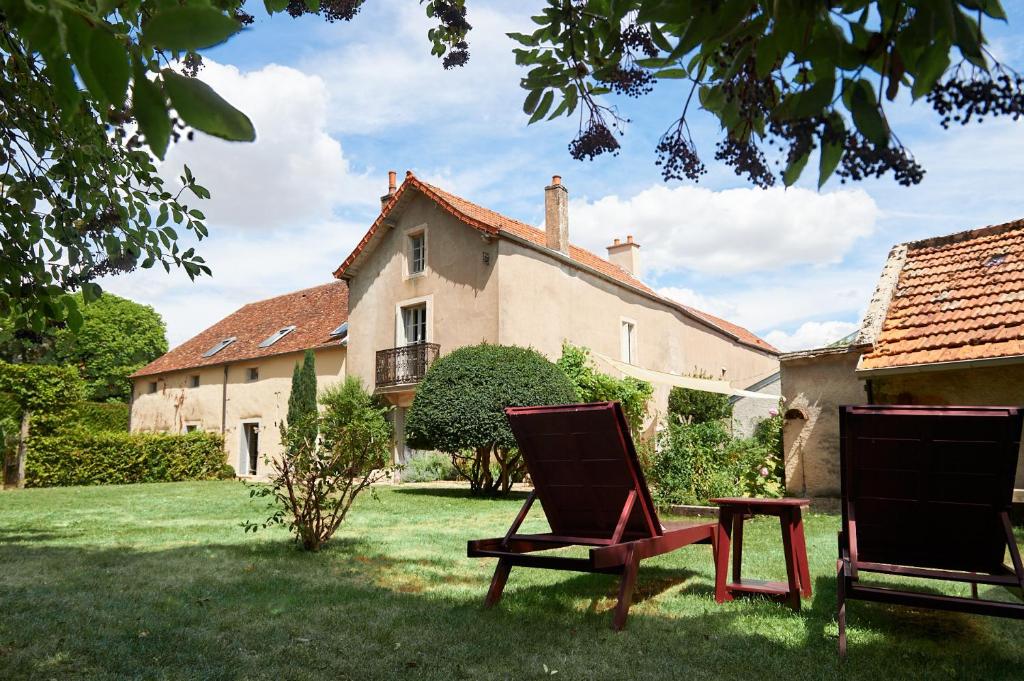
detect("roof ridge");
top-left (240, 280), bottom-right (344, 308)
top-left (903, 218), bottom-right (1024, 252)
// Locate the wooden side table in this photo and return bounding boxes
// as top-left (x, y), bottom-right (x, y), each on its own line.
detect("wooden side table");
top-left (710, 497), bottom-right (812, 611)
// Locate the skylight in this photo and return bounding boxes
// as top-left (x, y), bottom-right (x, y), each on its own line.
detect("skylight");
top-left (202, 337), bottom-right (236, 358)
top-left (330, 321), bottom-right (348, 339)
top-left (259, 325), bottom-right (296, 348)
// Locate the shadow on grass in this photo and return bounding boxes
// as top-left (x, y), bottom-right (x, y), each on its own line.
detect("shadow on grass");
top-left (2, 538), bottom-right (1023, 681)
top-left (391, 486), bottom-right (532, 501)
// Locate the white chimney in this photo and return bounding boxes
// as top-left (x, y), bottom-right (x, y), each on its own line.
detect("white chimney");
top-left (544, 175), bottom-right (569, 254)
top-left (606, 235), bottom-right (641, 275)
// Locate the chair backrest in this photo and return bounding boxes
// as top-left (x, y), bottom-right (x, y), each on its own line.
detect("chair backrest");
top-left (840, 404), bottom-right (1023, 573)
top-left (504, 402), bottom-right (661, 541)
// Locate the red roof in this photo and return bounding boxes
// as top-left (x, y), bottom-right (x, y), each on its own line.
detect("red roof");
top-left (131, 282), bottom-right (348, 378)
top-left (860, 219), bottom-right (1024, 371)
top-left (334, 173), bottom-right (776, 354)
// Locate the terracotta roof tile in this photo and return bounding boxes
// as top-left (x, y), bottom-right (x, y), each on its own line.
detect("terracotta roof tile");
top-left (861, 219), bottom-right (1024, 371)
top-left (334, 173), bottom-right (776, 354)
top-left (131, 282), bottom-right (348, 378)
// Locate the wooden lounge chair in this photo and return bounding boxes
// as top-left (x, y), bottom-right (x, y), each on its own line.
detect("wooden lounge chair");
top-left (467, 401), bottom-right (717, 630)
top-left (838, 404), bottom-right (1024, 656)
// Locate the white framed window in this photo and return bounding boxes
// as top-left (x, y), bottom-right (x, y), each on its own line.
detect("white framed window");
top-left (189, 375), bottom-right (200, 388)
top-left (620, 319), bottom-right (637, 364)
top-left (185, 424), bottom-right (200, 433)
top-left (409, 232), bottom-right (425, 274)
top-left (402, 304), bottom-right (427, 345)
top-left (246, 367), bottom-right (259, 382)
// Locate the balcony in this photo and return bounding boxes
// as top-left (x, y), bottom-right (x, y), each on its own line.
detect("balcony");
top-left (375, 343), bottom-right (440, 389)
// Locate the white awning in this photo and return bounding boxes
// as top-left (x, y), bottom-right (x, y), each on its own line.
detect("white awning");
top-left (591, 352), bottom-right (781, 401)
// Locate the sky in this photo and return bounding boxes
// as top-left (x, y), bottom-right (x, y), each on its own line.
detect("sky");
top-left (100, 0), bottom-right (1024, 352)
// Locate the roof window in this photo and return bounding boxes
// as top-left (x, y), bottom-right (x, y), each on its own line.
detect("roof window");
top-left (983, 253), bottom-right (1007, 267)
top-left (330, 321), bottom-right (348, 339)
top-left (259, 325), bottom-right (296, 348)
top-left (202, 337), bottom-right (236, 358)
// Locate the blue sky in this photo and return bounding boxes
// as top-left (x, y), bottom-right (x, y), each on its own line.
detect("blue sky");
top-left (103, 0), bottom-right (1024, 351)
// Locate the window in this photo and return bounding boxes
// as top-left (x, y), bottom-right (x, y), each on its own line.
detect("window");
top-left (202, 337), bottom-right (236, 358)
top-left (620, 320), bottom-right (637, 364)
top-left (402, 304), bottom-right (427, 345)
top-left (408, 232), bottom-right (425, 275)
top-left (147, 381), bottom-right (158, 394)
top-left (246, 367), bottom-right (259, 382)
top-left (258, 325), bottom-right (295, 348)
top-left (329, 321), bottom-right (348, 340)
top-left (185, 424), bottom-right (199, 433)
top-left (189, 375), bottom-right (200, 388)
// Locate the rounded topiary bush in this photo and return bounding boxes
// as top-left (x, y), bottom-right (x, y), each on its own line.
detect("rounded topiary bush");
top-left (406, 343), bottom-right (577, 495)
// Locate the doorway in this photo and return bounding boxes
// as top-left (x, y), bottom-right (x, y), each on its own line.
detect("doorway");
top-left (241, 422), bottom-right (259, 476)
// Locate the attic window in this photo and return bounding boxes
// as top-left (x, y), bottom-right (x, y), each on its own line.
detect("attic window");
top-left (984, 253), bottom-right (1007, 267)
top-left (259, 325), bottom-right (296, 348)
top-left (330, 321), bottom-right (348, 339)
top-left (202, 337), bottom-right (236, 358)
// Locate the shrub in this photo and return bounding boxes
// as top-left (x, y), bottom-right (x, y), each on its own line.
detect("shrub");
top-left (556, 342), bottom-right (653, 437)
top-left (246, 377), bottom-right (392, 551)
top-left (403, 452), bottom-right (459, 483)
top-left (71, 401), bottom-right (130, 432)
top-left (667, 372), bottom-right (734, 425)
top-left (406, 343), bottom-right (577, 496)
top-left (25, 431), bottom-right (225, 487)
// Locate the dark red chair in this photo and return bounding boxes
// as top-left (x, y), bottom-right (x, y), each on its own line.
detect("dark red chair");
top-left (467, 401), bottom-right (717, 630)
top-left (838, 404), bottom-right (1024, 656)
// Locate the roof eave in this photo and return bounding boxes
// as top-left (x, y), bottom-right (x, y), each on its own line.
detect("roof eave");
top-left (855, 352), bottom-right (1024, 377)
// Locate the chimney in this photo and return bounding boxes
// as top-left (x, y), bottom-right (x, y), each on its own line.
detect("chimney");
top-left (607, 234), bottom-right (641, 275)
top-left (544, 175), bottom-right (569, 254)
top-left (380, 170), bottom-right (398, 209)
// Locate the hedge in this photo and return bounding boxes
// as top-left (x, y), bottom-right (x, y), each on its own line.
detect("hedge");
top-left (72, 401), bottom-right (130, 432)
top-left (26, 431), bottom-right (230, 487)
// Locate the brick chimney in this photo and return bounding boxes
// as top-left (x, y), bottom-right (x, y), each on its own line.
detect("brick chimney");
top-left (380, 170), bottom-right (397, 209)
top-left (544, 175), bottom-right (569, 254)
top-left (607, 235), bottom-right (640, 275)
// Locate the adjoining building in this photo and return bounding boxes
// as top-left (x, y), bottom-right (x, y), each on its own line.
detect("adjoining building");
top-left (129, 282), bottom-right (348, 477)
top-left (782, 219), bottom-right (1024, 501)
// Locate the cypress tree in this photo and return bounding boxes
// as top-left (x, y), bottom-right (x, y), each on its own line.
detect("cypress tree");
top-left (286, 349), bottom-right (318, 431)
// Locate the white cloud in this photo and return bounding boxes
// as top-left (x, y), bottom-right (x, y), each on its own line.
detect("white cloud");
top-left (764, 321), bottom-right (861, 352)
top-left (161, 61), bottom-right (380, 231)
top-left (570, 184), bottom-right (879, 275)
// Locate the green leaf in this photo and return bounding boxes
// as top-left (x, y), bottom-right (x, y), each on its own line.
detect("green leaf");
top-left (44, 53), bottom-right (80, 121)
top-left (528, 90), bottom-right (554, 124)
top-left (818, 138), bottom-right (843, 189)
top-left (146, 7), bottom-right (242, 51)
top-left (654, 68), bottom-right (688, 79)
top-left (132, 67), bottom-right (171, 159)
top-left (265, 0), bottom-right (290, 12)
top-left (783, 149), bottom-right (810, 187)
top-left (162, 70), bottom-right (256, 142)
top-left (523, 88), bottom-right (542, 115)
top-left (849, 79), bottom-right (887, 146)
top-left (952, 8), bottom-right (986, 67)
top-left (911, 40), bottom-right (951, 99)
top-left (87, 28), bottom-right (130, 106)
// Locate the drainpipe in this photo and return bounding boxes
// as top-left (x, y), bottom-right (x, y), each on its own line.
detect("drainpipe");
top-left (127, 380), bottom-right (134, 431)
top-left (865, 378), bottom-right (874, 405)
top-left (221, 365), bottom-right (228, 449)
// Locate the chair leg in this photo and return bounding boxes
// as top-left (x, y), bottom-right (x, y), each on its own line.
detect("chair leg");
top-left (971, 582), bottom-right (979, 600)
top-left (792, 509), bottom-right (812, 598)
top-left (732, 513), bottom-right (744, 583)
top-left (714, 509), bottom-right (734, 604)
top-left (780, 512), bottom-right (802, 611)
top-left (837, 560), bottom-right (847, 658)
top-left (612, 547), bottom-right (640, 631)
top-left (484, 559), bottom-right (512, 609)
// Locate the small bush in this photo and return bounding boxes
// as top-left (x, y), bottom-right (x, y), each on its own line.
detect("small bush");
top-left (667, 372), bottom-right (733, 425)
top-left (403, 452), bottom-right (459, 483)
top-left (26, 431), bottom-right (225, 487)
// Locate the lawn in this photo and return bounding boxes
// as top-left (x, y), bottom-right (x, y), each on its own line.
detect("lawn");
top-left (0, 482), bottom-right (1022, 680)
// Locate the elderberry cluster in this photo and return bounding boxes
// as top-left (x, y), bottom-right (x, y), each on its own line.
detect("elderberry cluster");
top-left (655, 127), bottom-right (706, 182)
top-left (715, 137), bottom-right (773, 187)
top-left (928, 67), bottom-right (1024, 128)
top-left (443, 41), bottom-right (470, 70)
top-left (286, 0), bottom-right (364, 22)
top-left (569, 120), bottom-right (620, 161)
top-left (620, 24), bottom-right (658, 58)
top-left (836, 134), bottom-right (924, 187)
top-left (601, 65), bottom-right (655, 98)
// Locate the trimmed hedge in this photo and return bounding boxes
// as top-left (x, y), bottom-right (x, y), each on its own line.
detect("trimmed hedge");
top-left (26, 431), bottom-right (228, 487)
top-left (72, 401), bottom-right (130, 432)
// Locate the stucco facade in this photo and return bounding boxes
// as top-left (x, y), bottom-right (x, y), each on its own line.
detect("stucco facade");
top-left (131, 347), bottom-right (346, 477)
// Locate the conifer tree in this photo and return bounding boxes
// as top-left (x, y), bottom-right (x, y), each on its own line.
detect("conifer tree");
top-left (286, 350), bottom-right (318, 440)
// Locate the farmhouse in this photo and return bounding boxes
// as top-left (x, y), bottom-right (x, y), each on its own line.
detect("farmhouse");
top-left (782, 218), bottom-right (1024, 501)
top-left (130, 172), bottom-right (780, 474)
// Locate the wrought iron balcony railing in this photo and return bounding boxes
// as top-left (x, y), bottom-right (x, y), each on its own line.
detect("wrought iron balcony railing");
top-left (375, 343), bottom-right (440, 389)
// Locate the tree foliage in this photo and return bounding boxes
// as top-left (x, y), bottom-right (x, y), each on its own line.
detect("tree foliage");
top-left (508, 1), bottom-right (1022, 188)
top-left (246, 377), bottom-right (392, 551)
top-left (46, 292), bottom-right (167, 402)
top-left (555, 342), bottom-right (653, 436)
top-left (406, 343), bottom-right (577, 496)
top-left (667, 372), bottom-right (734, 425)
top-left (286, 349), bottom-right (318, 443)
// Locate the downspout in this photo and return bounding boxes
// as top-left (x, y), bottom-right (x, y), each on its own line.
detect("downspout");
top-left (221, 365), bottom-right (228, 449)
top-left (865, 378), bottom-right (874, 405)
top-left (127, 380), bottom-right (134, 431)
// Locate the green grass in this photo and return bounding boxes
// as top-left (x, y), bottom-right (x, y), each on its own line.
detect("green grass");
top-left (0, 481), bottom-right (1022, 680)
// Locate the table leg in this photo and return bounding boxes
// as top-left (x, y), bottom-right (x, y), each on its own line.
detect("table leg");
top-left (780, 510), bottom-right (801, 611)
top-left (732, 512), bottom-right (744, 583)
top-left (792, 508), bottom-right (812, 598)
top-left (715, 508), bottom-right (734, 604)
